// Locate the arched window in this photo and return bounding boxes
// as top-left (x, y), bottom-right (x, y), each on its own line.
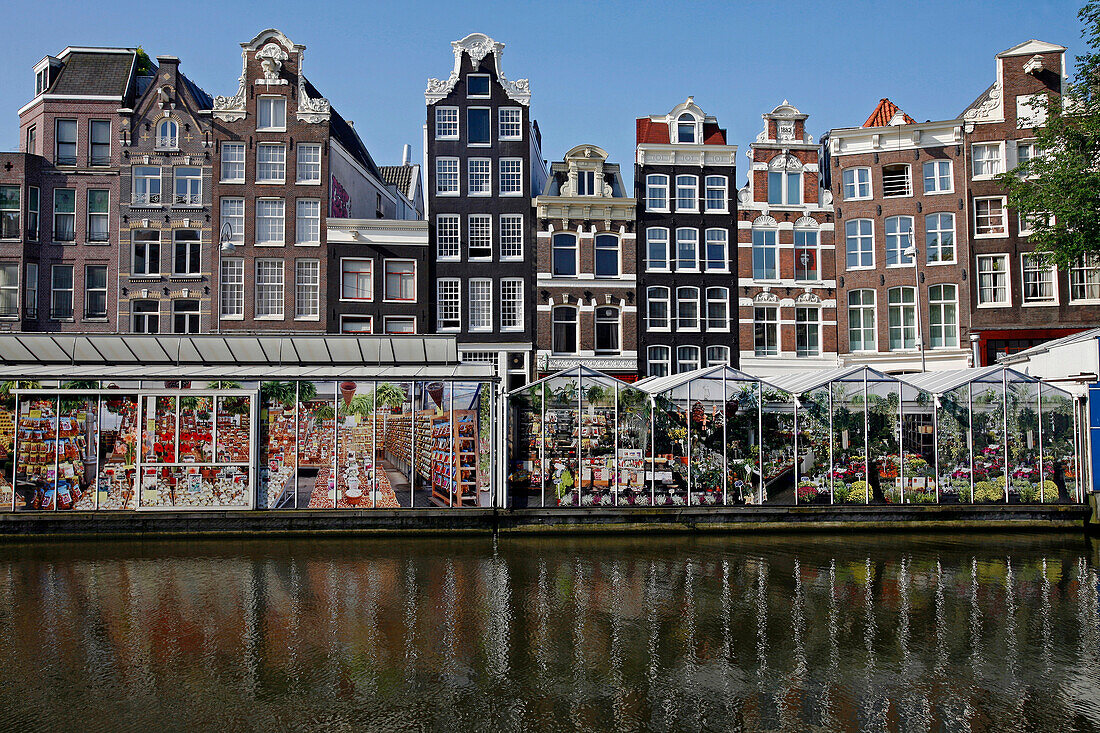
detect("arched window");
top-left (594, 234), bottom-right (619, 277)
top-left (552, 232), bottom-right (577, 277)
top-left (552, 305), bottom-right (577, 354)
top-left (156, 119), bottom-right (178, 150)
top-left (706, 346), bottom-right (730, 367)
top-left (676, 286), bottom-right (700, 331)
top-left (677, 113), bottom-right (697, 143)
top-left (594, 306), bottom-right (620, 354)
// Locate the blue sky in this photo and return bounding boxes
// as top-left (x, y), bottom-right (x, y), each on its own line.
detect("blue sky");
top-left (3, 0), bottom-right (1086, 189)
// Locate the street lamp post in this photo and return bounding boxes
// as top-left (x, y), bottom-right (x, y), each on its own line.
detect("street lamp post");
top-left (902, 228), bottom-right (926, 373)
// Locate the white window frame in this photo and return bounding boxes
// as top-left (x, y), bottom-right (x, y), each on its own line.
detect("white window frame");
top-left (436, 157), bottom-right (460, 196)
top-left (676, 346), bottom-right (701, 374)
top-left (296, 144), bottom-right (322, 184)
top-left (675, 175), bottom-right (699, 212)
top-left (646, 174), bottom-right (669, 212)
top-left (972, 142), bottom-right (1004, 179)
top-left (172, 228), bottom-right (201, 277)
top-left (498, 107), bottom-right (522, 140)
top-left (646, 227), bottom-right (669, 272)
top-left (880, 163), bottom-right (912, 198)
top-left (499, 214), bottom-right (523, 260)
top-left (468, 278), bottom-right (493, 332)
top-left (256, 96), bottom-right (287, 132)
top-left (155, 119), bottom-right (178, 151)
top-left (705, 228), bottom-right (728, 272)
top-left (647, 286), bottom-right (670, 332)
top-left (221, 142), bottom-right (245, 183)
top-left (219, 258), bottom-right (244, 319)
top-left (884, 215), bottom-right (915, 267)
top-left (255, 198), bottom-right (286, 246)
top-left (131, 230), bottom-right (160, 276)
top-left (706, 346), bottom-right (731, 367)
top-left (706, 287), bottom-right (729, 332)
top-left (845, 218), bottom-right (875, 270)
top-left (594, 305), bottom-right (621, 355)
top-left (754, 306), bottom-right (779, 357)
top-left (1070, 253), bottom-right (1100, 303)
top-left (848, 289), bottom-right (877, 353)
top-left (340, 258), bottom-right (373, 302)
top-left (466, 73), bottom-right (491, 98)
top-left (842, 166), bottom-right (872, 200)
top-left (132, 167), bottom-right (161, 206)
top-left (0, 264), bottom-right (17, 318)
top-left (676, 286), bottom-right (700, 331)
top-left (922, 159), bottom-right (953, 194)
top-left (768, 169), bottom-right (802, 205)
top-left (794, 227), bottom-right (820, 282)
top-left (675, 228), bottom-right (699, 272)
top-left (1021, 252), bottom-right (1058, 305)
top-left (468, 158), bottom-right (491, 196)
top-left (383, 258), bottom-right (417, 303)
top-left (339, 315), bottom-right (374, 334)
top-left (795, 306), bottom-right (821, 357)
top-left (256, 143), bottom-right (286, 184)
top-left (887, 286), bottom-right (917, 351)
top-left (436, 214), bottom-right (460, 260)
top-left (500, 278), bottom-right (524, 332)
top-left (752, 228), bottom-right (778, 281)
top-left (437, 278), bottom-right (461, 331)
top-left (383, 316), bottom-right (417, 335)
top-left (295, 199), bottom-right (321, 245)
top-left (594, 233), bottom-right (620, 278)
top-left (551, 232), bottom-right (578, 277)
top-left (255, 259), bottom-right (285, 319)
top-left (704, 175), bottom-right (728, 213)
top-left (467, 107), bottom-right (491, 146)
top-left (928, 283), bottom-right (959, 348)
top-left (499, 158), bottom-right (522, 196)
top-left (294, 259), bottom-right (320, 321)
top-left (974, 196), bottom-right (1008, 238)
top-left (468, 214), bottom-right (492, 260)
top-left (551, 305), bottom-right (578, 355)
top-left (925, 213), bottom-right (956, 265)
top-left (435, 106), bottom-right (459, 140)
top-left (647, 345), bottom-right (671, 378)
top-left (976, 254), bottom-right (1011, 307)
top-left (173, 166), bottom-right (202, 206)
top-left (220, 197), bottom-right (245, 244)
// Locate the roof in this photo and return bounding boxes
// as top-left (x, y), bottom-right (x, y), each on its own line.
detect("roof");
top-left (179, 72), bottom-right (213, 110)
top-left (48, 49), bottom-right (136, 97)
top-left (863, 98), bottom-right (915, 128)
top-left (379, 165), bottom-right (415, 198)
top-left (506, 365), bottom-right (642, 395)
top-left (998, 39), bottom-right (1066, 58)
top-left (998, 329), bottom-right (1100, 364)
top-left (897, 365), bottom-right (1069, 396)
top-left (636, 118), bottom-right (727, 145)
top-left (314, 80), bottom-right (382, 180)
top-left (767, 365), bottom-right (901, 395)
top-left (635, 365), bottom-right (779, 396)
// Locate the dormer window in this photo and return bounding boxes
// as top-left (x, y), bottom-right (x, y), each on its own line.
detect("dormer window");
top-left (467, 74), bottom-right (490, 98)
top-left (677, 113), bottom-right (697, 143)
top-left (155, 119), bottom-right (178, 150)
top-left (576, 170), bottom-right (596, 196)
top-left (35, 68), bottom-right (48, 97)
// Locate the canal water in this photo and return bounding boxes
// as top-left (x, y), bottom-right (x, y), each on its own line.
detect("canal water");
top-left (0, 533), bottom-right (1097, 732)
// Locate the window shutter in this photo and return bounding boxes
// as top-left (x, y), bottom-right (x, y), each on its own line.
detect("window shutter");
top-left (1005, 140), bottom-right (1018, 171)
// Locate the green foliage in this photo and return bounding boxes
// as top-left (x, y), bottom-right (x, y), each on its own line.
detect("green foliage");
top-left (135, 47), bottom-right (155, 75)
top-left (261, 381), bottom-right (296, 409)
top-left (1043, 479), bottom-right (1062, 502)
top-left (974, 480), bottom-right (1004, 503)
top-left (843, 480), bottom-right (869, 503)
top-left (371, 382), bottom-right (407, 409)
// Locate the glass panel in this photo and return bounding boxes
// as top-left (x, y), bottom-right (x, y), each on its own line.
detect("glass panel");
top-left (683, 374), bottom-right (726, 506)
top-left (1041, 386), bottom-right (1077, 502)
top-left (141, 464), bottom-right (249, 509)
top-left (260, 382), bottom-right (297, 509)
top-left (760, 388), bottom-right (794, 504)
top-left (971, 380), bottom-right (1006, 503)
top-left (56, 392), bottom-right (97, 510)
top-left (544, 376), bottom-right (580, 506)
top-left (1007, 380), bottom-right (1042, 503)
top-left (439, 382), bottom-right (488, 508)
top-left (142, 396), bottom-right (176, 464)
top-left (215, 395), bottom-right (250, 464)
top-left (796, 387), bottom-right (831, 504)
top-left (578, 379), bottom-right (616, 507)
top-left (98, 392), bottom-right (137, 510)
top-left (0, 395), bottom-right (13, 510)
top-left (938, 385), bottom-right (973, 504)
top-left (832, 380), bottom-right (866, 504)
top-left (336, 381), bottom-right (385, 508)
top-left (298, 382), bottom-right (335, 508)
top-left (509, 384), bottom-right (544, 507)
top-left (725, 379), bottom-right (759, 505)
top-left (15, 396), bottom-right (58, 510)
top-left (615, 386), bottom-right (649, 505)
top-left (374, 382), bottom-right (419, 505)
top-left (866, 379), bottom-right (901, 503)
top-left (652, 388), bottom-right (688, 507)
top-left (899, 383), bottom-right (936, 503)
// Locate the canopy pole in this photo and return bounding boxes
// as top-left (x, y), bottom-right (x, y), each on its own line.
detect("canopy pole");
top-left (577, 372), bottom-right (582, 507)
top-left (613, 382), bottom-right (619, 508)
top-left (898, 382), bottom-right (904, 505)
top-left (1003, 370), bottom-right (1009, 504)
top-left (828, 386), bottom-right (834, 505)
top-left (757, 382), bottom-right (764, 504)
top-left (649, 394), bottom-right (656, 507)
top-left (722, 370), bottom-right (728, 506)
top-left (933, 395), bottom-right (940, 504)
top-left (1037, 383), bottom-right (1044, 504)
top-left (686, 378), bottom-right (692, 507)
top-left (540, 383), bottom-right (546, 508)
top-left (863, 371), bottom-right (869, 505)
top-left (793, 399), bottom-right (800, 506)
top-left (968, 383), bottom-right (975, 504)
top-left (11, 393), bottom-right (18, 512)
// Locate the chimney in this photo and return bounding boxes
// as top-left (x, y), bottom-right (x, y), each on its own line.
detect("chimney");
top-left (402, 144), bottom-right (411, 166)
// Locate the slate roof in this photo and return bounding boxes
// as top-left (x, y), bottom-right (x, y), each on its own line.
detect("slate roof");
top-left (180, 72), bottom-right (212, 110)
top-left (862, 98), bottom-right (916, 128)
top-left (49, 50), bottom-right (136, 98)
top-left (379, 165), bottom-right (415, 197)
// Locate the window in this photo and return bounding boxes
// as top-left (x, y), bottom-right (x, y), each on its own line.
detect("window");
top-left (83, 189), bottom-right (110, 243)
top-left (50, 265), bottom-right (74, 319)
top-left (173, 229), bottom-right (200, 276)
top-left (257, 97), bottom-right (286, 130)
top-left (705, 229), bottom-right (728, 271)
top-left (1022, 253), bottom-right (1056, 303)
top-left (437, 279), bottom-right (461, 330)
top-left (794, 229), bottom-right (819, 281)
top-left (845, 218), bottom-right (873, 268)
top-left (917, 213), bottom-right (955, 265)
top-left (675, 175), bottom-right (698, 211)
top-left (594, 234), bottom-right (619, 277)
top-left (133, 166), bottom-right (162, 205)
top-left (256, 199), bottom-right (285, 245)
top-left (383, 317), bottom-right (416, 335)
top-left (155, 119), bottom-right (178, 150)
top-left (436, 214), bottom-right (460, 260)
top-left (752, 228), bottom-right (778, 280)
top-left (795, 307), bottom-right (821, 357)
top-left (973, 143), bottom-right (1003, 177)
top-left (25, 263), bottom-right (37, 318)
top-left (55, 120), bottom-right (76, 165)
top-left (974, 197), bottom-right (1006, 236)
top-left (677, 113), bottom-right (697, 143)
top-left (173, 299), bottom-right (200, 333)
top-left (881, 164), bottom-right (911, 197)
top-left (131, 301), bottom-right (158, 333)
top-left (646, 175), bottom-right (669, 211)
top-left (769, 169), bottom-right (802, 205)
top-left (676, 228), bottom-right (698, 270)
top-left (468, 158), bottom-right (491, 195)
top-left (467, 74), bottom-right (490, 98)
top-left (468, 108), bottom-right (490, 145)
top-left (501, 278), bottom-right (523, 331)
top-left (435, 107), bottom-right (459, 139)
top-left (35, 68), bottom-right (47, 96)
top-left (676, 286), bottom-right (700, 330)
top-left (928, 284), bottom-right (958, 348)
top-left (220, 258), bottom-right (244, 318)
top-left (646, 228), bottom-right (669, 271)
top-left (647, 286), bottom-right (670, 331)
top-left (923, 160), bottom-right (952, 193)
top-left (848, 290), bottom-right (876, 352)
top-left (295, 260), bottom-right (320, 320)
top-left (706, 346), bottom-right (731, 367)
top-left (255, 259), bottom-right (285, 318)
top-left (383, 259), bottom-right (416, 301)
top-left (552, 305), bottom-right (577, 353)
top-left (884, 216), bottom-right (915, 266)
top-left (296, 199), bottom-right (321, 244)
top-left (0, 187), bottom-right (19, 239)
top-left (221, 142), bottom-right (245, 182)
top-left (1016, 141), bottom-right (1037, 171)
top-left (53, 189), bottom-right (75, 242)
top-left (842, 167), bottom-right (871, 200)
top-left (0, 264), bottom-right (17, 317)
top-left (676, 346), bottom-right (701, 373)
top-left (469, 279), bottom-right (492, 331)
top-left (500, 214), bottom-right (523, 259)
top-left (296, 144), bottom-right (322, 183)
top-left (888, 287), bottom-right (917, 350)
top-left (499, 108), bottom-right (522, 140)
top-left (595, 306), bottom-right (620, 353)
top-left (1016, 94), bottom-right (1047, 128)
top-left (173, 167), bottom-right (201, 205)
top-left (706, 287), bottom-right (729, 331)
top-left (257, 144), bottom-right (286, 183)
top-left (1071, 253), bottom-right (1100, 302)
top-left (577, 170), bottom-right (597, 196)
top-left (499, 159), bottom-right (522, 195)
top-left (468, 214), bottom-right (492, 259)
top-left (26, 126), bottom-right (36, 156)
top-left (131, 230), bottom-right (160, 276)
top-left (647, 346), bottom-right (671, 378)
top-left (27, 187), bottom-right (38, 241)
top-left (341, 259), bottom-right (373, 301)
top-left (341, 317), bottom-right (373, 334)
top-left (754, 307), bottom-right (779, 356)
top-left (89, 120), bottom-right (110, 166)
top-left (977, 254), bottom-right (1010, 305)
top-left (705, 176), bottom-right (727, 212)
top-left (220, 198), bottom-right (244, 244)
top-left (436, 158), bottom-right (459, 195)
top-left (552, 232), bottom-right (577, 276)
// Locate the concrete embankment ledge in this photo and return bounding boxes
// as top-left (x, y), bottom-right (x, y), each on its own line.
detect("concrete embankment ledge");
top-left (0, 504), bottom-right (1089, 541)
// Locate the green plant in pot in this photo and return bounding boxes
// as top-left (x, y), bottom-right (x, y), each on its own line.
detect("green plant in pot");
top-left (370, 383), bottom-right (407, 413)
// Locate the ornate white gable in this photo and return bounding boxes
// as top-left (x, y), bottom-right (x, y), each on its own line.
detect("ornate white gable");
top-left (425, 33), bottom-right (531, 106)
top-left (213, 29), bottom-right (329, 124)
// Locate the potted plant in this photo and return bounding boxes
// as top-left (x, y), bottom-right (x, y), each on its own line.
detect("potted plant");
top-left (371, 383), bottom-right (407, 413)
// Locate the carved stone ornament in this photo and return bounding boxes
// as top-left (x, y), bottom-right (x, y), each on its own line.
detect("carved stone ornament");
top-left (964, 78), bottom-right (1003, 122)
top-left (777, 120), bottom-right (795, 142)
top-left (297, 71), bottom-right (330, 123)
top-left (770, 153), bottom-right (801, 171)
top-left (753, 215), bottom-right (778, 228)
top-left (794, 216), bottom-right (818, 228)
top-left (795, 290), bottom-right (821, 304)
top-left (256, 43), bottom-right (289, 84)
top-left (426, 33), bottom-right (531, 106)
top-left (754, 291), bottom-right (779, 304)
top-left (213, 72), bottom-right (246, 120)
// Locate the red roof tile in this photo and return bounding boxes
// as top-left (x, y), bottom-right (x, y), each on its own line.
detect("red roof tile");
top-left (863, 98), bottom-right (915, 128)
top-left (702, 123), bottom-right (726, 144)
top-left (636, 118), bottom-right (669, 144)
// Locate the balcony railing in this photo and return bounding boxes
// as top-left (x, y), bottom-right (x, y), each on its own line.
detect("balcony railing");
top-left (174, 193), bottom-right (201, 206)
top-left (154, 136), bottom-right (178, 151)
top-left (132, 192), bottom-right (161, 206)
top-left (882, 167), bottom-right (912, 197)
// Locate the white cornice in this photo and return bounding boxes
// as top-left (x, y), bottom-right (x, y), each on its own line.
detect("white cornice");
top-left (425, 33), bottom-right (530, 106)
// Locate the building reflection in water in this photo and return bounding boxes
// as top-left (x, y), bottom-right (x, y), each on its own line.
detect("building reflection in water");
top-left (0, 534), bottom-right (1097, 730)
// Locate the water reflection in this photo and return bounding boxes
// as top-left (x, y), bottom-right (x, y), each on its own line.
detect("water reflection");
top-left (0, 534), bottom-right (1097, 730)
